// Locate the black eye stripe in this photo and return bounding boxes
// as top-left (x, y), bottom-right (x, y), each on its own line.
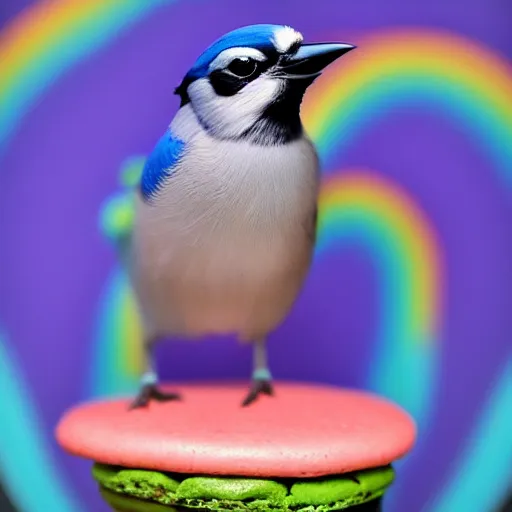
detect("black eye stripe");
top-left (209, 64), bottom-right (260, 96)
top-left (209, 51), bottom-right (282, 97)
top-left (175, 49), bottom-right (282, 104)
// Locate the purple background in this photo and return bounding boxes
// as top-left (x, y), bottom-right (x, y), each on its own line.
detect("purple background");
top-left (0, 1), bottom-right (511, 511)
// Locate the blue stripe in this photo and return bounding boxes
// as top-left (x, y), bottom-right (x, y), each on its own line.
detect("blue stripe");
top-left (426, 360), bottom-right (512, 512)
top-left (317, 78), bottom-right (512, 186)
top-left (317, 217), bottom-right (437, 431)
top-left (316, 211), bottom-right (437, 511)
top-left (0, 331), bottom-right (85, 512)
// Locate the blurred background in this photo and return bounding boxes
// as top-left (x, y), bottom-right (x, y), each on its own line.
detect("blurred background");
top-left (0, 1), bottom-right (511, 511)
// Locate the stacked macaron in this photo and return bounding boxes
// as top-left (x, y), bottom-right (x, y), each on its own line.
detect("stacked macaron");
top-left (56, 383), bottom-right (415, 511)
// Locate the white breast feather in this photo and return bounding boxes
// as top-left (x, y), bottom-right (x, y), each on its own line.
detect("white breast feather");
top-left (131, 106), bottom-right (319, 341)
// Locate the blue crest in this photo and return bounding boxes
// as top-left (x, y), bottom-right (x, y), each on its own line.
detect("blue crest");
top-left (140, 131), bottom-right (185, 200)
top-left (186, 24), bottom-right (285, 80)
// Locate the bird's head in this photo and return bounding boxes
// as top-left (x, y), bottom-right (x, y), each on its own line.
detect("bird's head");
top-left (175, 24), bottom-right (355, 144)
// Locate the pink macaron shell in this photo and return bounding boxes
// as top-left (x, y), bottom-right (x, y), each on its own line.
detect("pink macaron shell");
top-left (56, 382), bottom-right (416, 478)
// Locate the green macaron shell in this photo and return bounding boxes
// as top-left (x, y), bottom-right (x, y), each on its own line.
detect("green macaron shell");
top-left (93, 464), bottom-right (180, 505)
top-left (287, 467), bottom-right (393, 510)
top-left (93, 464), bottom-right (394, 511)
top-left (177, 477), bottom-right (288, 507)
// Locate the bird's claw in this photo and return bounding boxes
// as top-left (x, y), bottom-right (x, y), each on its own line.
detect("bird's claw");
top-left (242, 379), bottom-right (274, 407)
top-left (129, 384), bottom-right (181, 410)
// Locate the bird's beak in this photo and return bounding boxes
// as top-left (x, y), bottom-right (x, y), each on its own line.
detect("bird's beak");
top-left (279, 42), bottom-right (355, 78)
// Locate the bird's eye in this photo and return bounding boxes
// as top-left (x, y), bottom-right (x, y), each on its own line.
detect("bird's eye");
top-left (227, 57), bottom-right (258, 78)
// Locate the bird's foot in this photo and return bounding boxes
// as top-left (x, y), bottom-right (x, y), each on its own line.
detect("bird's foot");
top-left (129, 384), bottom-right (181, 410)
top-left (242, 378), bottom-right (274, 407)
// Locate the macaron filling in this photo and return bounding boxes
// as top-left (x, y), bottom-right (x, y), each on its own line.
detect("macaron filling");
top-left (93, 463), bottom-right (394, 511)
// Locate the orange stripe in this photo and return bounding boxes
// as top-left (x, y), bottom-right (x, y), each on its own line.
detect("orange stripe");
top-left (0, 0), bottom-right (114, 97)
top-left (303, 29), bottom-right (512, 135)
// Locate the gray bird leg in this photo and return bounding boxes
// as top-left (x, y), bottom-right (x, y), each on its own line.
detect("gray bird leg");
top-left (242, 338), bottom-right (274, 407)
top-left (129, 340), bottom-right (181, 410)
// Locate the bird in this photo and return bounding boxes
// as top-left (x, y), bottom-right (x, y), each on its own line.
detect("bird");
top-left (119, 24), bottom-right (355, 409)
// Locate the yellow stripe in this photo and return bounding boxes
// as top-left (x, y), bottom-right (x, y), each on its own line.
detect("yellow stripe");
top-left (320, 171), bottom-right (442, 337)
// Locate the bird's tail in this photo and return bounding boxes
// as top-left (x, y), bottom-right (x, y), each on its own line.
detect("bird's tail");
top-left (98, 155), bottom-right (146, 265)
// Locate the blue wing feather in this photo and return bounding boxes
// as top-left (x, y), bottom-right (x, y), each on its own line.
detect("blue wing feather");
top-left (140, 131), bottom-right (185, 200)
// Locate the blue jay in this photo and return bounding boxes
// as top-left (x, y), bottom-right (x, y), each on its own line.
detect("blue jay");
top-left (125, 24), bottom-right (355, 408)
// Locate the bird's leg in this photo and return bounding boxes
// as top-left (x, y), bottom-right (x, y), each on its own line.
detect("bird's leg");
top-left (242, 338), bottom-right (274, 407)
top-left (129, 341), bottom-right (181, 410)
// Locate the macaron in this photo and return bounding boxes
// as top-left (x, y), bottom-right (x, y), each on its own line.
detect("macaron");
top-left (56, 382), bottom-right (415, 511)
